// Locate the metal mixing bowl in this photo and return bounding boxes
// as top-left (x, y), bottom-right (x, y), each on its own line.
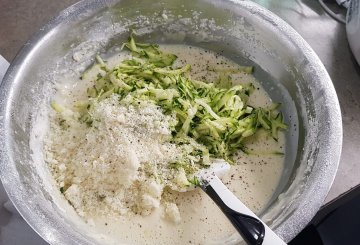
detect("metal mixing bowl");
top-left (0, 0), bottom-right (342, 244)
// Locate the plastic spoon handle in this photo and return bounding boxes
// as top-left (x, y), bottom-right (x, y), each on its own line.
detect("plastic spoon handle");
top-left (202, 175), bottom-right (287, 245)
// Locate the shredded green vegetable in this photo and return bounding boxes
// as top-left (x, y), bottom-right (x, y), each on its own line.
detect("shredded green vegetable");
top-left (53, 33), bottom-right (287, 182)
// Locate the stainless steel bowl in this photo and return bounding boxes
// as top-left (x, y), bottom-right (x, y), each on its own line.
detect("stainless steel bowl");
top-left (0, 0), bottom-right (342, 244)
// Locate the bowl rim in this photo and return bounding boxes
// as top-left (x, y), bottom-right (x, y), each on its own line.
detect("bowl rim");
top-left (0, 0), bottom-right (342, 244)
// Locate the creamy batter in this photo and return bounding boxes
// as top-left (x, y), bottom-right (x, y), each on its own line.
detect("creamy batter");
top-left (46, 45), bottom-right (285, 245)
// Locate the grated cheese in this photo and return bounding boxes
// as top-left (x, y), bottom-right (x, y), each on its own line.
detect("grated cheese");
top-left (45, 95), bottom-right (185, 221)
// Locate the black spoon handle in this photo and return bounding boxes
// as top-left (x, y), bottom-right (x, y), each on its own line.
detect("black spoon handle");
top-left (204, 184), bottom-right (265, 244)
top-left (201, 175), bottom-right (286, 245)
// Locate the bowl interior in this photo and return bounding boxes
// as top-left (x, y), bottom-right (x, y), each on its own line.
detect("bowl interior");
top-left (0, 0), bottom-right (342, 244)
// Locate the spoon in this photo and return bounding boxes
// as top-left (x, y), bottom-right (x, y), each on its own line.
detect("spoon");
top-left (196, 160), bottom-right (287, 245)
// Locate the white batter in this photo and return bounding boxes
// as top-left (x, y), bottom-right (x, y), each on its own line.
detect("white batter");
top-left (47, 45), bottom-right (285, 245)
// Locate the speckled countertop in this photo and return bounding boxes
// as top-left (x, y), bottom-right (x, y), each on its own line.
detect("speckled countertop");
top-left (0, 0), bottom-right (359, 244)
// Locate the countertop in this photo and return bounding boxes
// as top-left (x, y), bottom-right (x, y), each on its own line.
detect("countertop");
top-left (0, 0), bottom-right (359, 244)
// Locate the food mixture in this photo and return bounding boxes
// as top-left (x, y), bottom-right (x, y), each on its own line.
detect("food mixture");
top-left (44, 34), bottom-right (287, 244)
